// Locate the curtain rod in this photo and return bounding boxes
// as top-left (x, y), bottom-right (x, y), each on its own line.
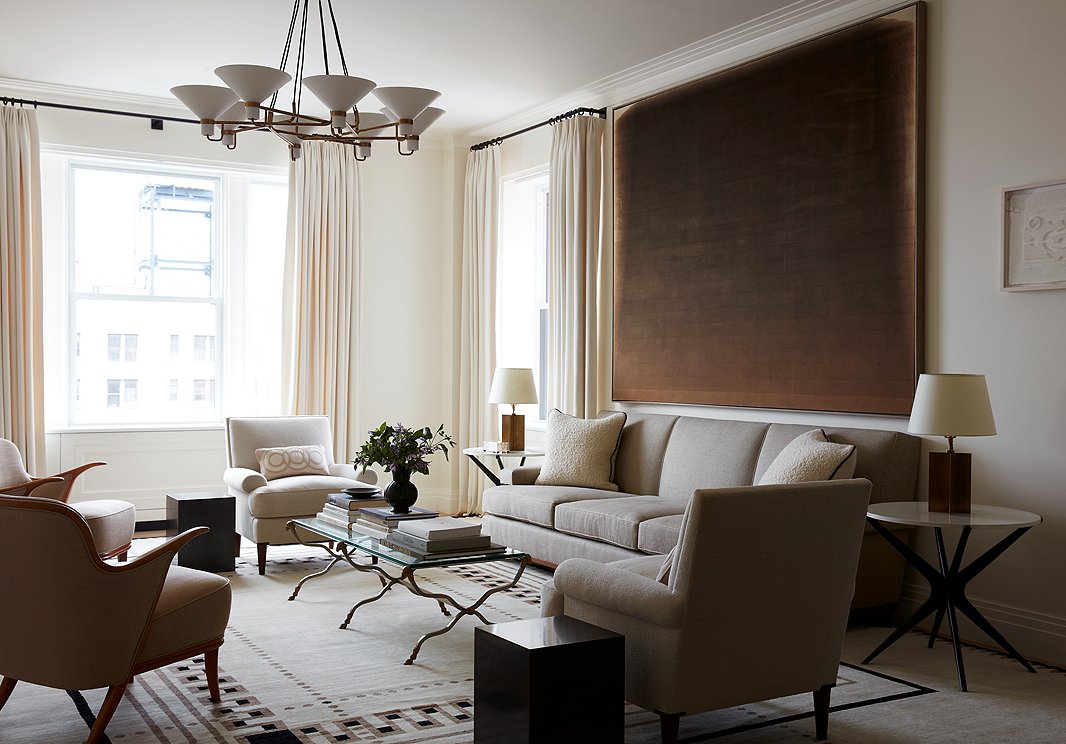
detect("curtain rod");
top-left (1, 95), bottom-right (199, 127)
top-left (470, 107), bottom-right (607, 151)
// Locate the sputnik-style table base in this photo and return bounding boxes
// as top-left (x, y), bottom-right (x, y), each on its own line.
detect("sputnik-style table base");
top-left (285, 520), bottom-right (531, 665)
top-left (863, 518), bottom-right (1037, 691)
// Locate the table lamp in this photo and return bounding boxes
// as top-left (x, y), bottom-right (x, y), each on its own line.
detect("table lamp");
top-left (488, 367), bottom-right (538, 452)
top-left (907, 373), bottom-right (996, 514)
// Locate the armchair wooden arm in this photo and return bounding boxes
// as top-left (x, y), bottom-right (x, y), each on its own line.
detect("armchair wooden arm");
top-left (0, 476), bottom-right (63, 497)
top-left (48, 460), bottom-right (107, 502)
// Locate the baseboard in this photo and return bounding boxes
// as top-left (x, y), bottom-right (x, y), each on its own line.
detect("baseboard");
top-left (897, 582), bottom-right (1066, 667)
top-left (136, 519), bottom-right (168, 532)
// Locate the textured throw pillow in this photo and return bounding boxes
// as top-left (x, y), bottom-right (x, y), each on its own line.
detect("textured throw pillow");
top-left (758, 429), bottom-right (857, 485)
top-left (655, 545), bottom-right (676, 585)
top-left (255, 445), bottom-right (330, 481)
top-left (535, 410), bottom-right (627, 491)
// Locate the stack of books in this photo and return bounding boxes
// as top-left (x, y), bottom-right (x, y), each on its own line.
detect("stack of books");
top-left (349, 505), bottom-right (440, 539)
top-left (314, 485), bottom-right (384, 531)
top-left (382, 516), bottom-right (506, 559)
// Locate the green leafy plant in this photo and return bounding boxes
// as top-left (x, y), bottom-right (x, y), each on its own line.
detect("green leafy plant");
top-left (352, 422), bottom-right (455, 476)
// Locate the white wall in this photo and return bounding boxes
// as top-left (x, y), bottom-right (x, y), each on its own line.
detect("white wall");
top-left (488, 0), bottom-right (1066, 665)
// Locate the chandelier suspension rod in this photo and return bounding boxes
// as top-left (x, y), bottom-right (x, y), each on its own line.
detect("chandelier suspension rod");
top-left (469, 106), bottom-right (607, 151)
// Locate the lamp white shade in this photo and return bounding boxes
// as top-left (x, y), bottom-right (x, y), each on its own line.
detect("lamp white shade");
top-left (170, 85), bottom-right (238, 121)
top-left (908, 374), bottom-right (997, 438)
top-left (214, 64), bottom-right (291, 105)
top-left (303, 74), bottom-right (376, 112)
top-left (372, 87), bottom-right (440, 122)
top-left (488, 368), bottom-right (538, 405)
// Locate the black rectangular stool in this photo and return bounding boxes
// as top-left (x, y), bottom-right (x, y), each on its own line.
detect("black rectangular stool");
top-left (474, 615), bottom-right (623, 744)
top-left (165, 491), bottom-right (236, 573)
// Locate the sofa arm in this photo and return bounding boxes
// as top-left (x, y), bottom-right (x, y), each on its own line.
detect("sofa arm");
top-left (554, 558), bottom-right (684, 628)
top-left (504, 466), bottom-right (541, 485)
top-left (223, 467), bottom-right (267, 493)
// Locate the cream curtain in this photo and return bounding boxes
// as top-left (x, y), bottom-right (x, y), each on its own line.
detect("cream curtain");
top-left (282, 141), bottom-right (362, 460)
top-left (457, 147), bottom-right (500, 514)
top-left (547, 115), bottom-right (606, 418)
top-left (0, 107), bottom-right (45, 472)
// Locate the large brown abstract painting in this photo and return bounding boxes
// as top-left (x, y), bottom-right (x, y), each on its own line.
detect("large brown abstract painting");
top-left (612, 3), bottom-right (924, 415)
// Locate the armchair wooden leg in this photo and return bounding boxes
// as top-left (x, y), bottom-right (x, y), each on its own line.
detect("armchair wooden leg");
top-left (814, 684), bottom-right (833, 741)
top-left (87, 682), bottom-right (128, 744)
top-left (257, 543), bottom-right (268, 575)
top-left (204, 648), bottom-right (221, 702)
top-left (234, 532), bottom-right (241, 557)
top-left (0, 677), bottom-right (18, 711)
top-left (657, 711), bottom-right (683, 744)
top-left (117, 550), bottom-right (128, 562)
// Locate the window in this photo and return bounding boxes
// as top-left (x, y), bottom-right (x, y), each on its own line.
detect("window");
top-left (193, 335), bottom-right (215, 363)
top-left (498, 167), bottom-right (549, 422)
top-left (193, 379), bottom-right (215, 406)
top-left (42, 153), bottom-right (288, 427)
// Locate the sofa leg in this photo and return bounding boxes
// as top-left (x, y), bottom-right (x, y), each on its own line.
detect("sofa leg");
top-left (257, 543), bottom-right (268, 575)
top-left (814, 684), bottom-right (833, 741)
top-left (657, 711), bottom-right (683, 744)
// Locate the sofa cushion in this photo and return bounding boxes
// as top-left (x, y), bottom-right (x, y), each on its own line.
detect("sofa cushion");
top-left (636, 513), bottom-right (684, 555)
top-left (613, 412), bottom-right (680, 496)
top-left (246, 475), bottom-right (359, 519)
top-left (536, 410), bottom-right (627, 491)
top-left (482, 485), bottom-right (625, 528)
top-left (255, 445), bottom-right (331, 480)
top-left (757, 429), bottom-right (857, 485)
top-left (554, 496), bottom-right (686, 551)
top-left (658, 417), bottom-right (769, 502)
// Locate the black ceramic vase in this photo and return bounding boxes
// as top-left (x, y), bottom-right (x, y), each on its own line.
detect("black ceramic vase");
top-left (384, 467), bottom-right (418, 514)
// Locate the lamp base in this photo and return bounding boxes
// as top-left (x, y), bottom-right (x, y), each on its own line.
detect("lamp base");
top-left (927, 451), bottom-right (971, 514)
top-left (500, 414), bottom-right (525, 452)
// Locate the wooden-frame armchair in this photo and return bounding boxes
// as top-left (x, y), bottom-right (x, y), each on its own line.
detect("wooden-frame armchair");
top-left (0, 494), bottom-right (232, 744)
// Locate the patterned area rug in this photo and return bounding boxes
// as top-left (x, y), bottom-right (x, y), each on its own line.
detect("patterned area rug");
top-left (0, 542), bottom-right (1006, 744)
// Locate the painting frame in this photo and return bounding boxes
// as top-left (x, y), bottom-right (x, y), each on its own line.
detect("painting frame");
top-left (1002, 179), bottom-right (1066, 291)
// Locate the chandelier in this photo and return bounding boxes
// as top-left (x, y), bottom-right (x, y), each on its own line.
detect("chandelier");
top-left (170, 0), bottom-right (443, 161)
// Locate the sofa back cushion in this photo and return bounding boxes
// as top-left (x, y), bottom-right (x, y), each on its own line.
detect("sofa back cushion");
top-left (612, 412), bottom-right (680, 496)
top-left (755, 423), bottom-right (920, 504)
top-left (657, 417), bottom-right (770, 503)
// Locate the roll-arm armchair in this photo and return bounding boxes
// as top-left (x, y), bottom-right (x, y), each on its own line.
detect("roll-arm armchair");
top-left (541, 479), bottom-right (872, 743)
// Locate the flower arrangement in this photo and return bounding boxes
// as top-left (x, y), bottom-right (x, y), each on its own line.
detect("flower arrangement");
top-left (352, 422), bottom-right (455, 476)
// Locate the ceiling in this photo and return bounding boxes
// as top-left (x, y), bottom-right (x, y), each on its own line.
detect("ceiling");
top-left (0, 0), bottom-right (808, 137)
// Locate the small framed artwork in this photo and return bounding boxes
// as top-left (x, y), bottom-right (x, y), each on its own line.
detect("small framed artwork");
top-left (1003, 179), bottom-right (1066, 291)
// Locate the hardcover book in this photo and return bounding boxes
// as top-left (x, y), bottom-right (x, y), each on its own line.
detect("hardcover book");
top-left (395, 516), bottom-right (482, 540)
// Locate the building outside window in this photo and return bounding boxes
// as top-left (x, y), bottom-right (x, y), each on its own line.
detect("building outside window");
top-left (42, 153), bottom-right (288, 427)
top-left (498, 167), bottom-right (549, 422)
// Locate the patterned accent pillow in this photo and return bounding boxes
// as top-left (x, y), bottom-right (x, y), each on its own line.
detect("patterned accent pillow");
top-left (757, 429), bottom-right (857, 485)
top-left (255, 445), bottom-right (330, 481)
top-left (535, 409), bottom-right (627, 491)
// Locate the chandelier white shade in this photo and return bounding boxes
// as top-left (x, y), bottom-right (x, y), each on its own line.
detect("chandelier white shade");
top-left (171, 0), bottom-right (443, 161)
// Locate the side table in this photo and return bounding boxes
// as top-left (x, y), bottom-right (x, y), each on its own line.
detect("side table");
top-left (863, 501), bottom-right (1041, 691)
top-left (166, 491), bottom-right (237, 573)
top-left (463, 447), bottom-right (544, 488)
top-left (474, 615), bottom-right (623, 743)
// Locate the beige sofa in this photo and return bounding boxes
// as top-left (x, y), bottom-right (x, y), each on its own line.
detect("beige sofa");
top-left (481, 412), bottom-right (921, 609)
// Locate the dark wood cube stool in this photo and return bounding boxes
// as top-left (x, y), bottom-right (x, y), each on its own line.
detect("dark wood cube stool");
top-left (474, 615), bottom-right (623, 744)
top-left (166, 491), bottom-right (236, 573)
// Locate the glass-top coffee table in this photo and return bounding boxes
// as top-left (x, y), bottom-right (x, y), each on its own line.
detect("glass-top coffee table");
top-left (285, 517), bottom-right (531, 665)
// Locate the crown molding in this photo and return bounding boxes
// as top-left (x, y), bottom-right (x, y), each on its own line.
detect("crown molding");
top-left (0, 76), bottom-right (188, 113)
top-left (467, 0), bottom-right (914, 139)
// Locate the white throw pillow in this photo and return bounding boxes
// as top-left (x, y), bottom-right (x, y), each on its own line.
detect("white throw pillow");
top-left (255, 445), bottom-right (331, 481)
top-left (758, 429), bottom-right (857, 485)
top-left (535, 410), bottom-right (627, 491)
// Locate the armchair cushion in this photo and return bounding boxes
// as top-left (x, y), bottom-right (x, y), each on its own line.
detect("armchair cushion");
top-left (246, 475), bottom-right (360, 519)
top-left (137, 566), bottom-right (231, 665)
top-left (71, 500), bottom-right (136, 558)
top-left (255, 445), bottom-right (331, 480)
top-left (758, 429), bottom-right (857, 485)
top-left (536, 409), bottom-right (627, 491)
